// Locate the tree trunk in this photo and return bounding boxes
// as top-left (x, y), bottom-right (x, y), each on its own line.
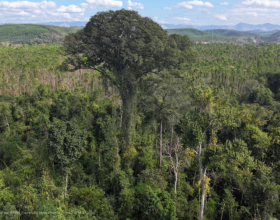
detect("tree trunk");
top-left (120, 88), bottom-right (137, 150)
top-left (170, 125), bottom-right (173, 147)
top-left (199, 182), bottom-right (205, 220)
top-left (174, 171), bottom-right (178, 193)
top-left (5, 117), bottom-right (9, 128)
top-left (197, 142), bottom-right (207, 220)
top-left (159, 119), bottom-right (162, 167)
top-left (193, 171), bottom-right (196, 186)
top-left (65, 172), bottom-right (68, 200)
top-left (221, 203), bottom-right (225, 220)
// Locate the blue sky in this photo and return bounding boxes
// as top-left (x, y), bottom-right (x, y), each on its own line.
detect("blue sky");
top-left (0, 0), bottom-right (279, 26)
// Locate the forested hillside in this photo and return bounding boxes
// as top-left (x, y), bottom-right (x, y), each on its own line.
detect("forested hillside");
top-left (204, 29), bottom-right (259, 37)
top-left (167, 28), bottom-right (280, 44)
top-left (247, 29), bottom-right (279, 36)
top-left (166, 28), bottom-right (220, 38)
top-left (0, 24), bottom-right (82, 44)
top-left (166, 28), bottom-right (248, 44)
top-left (1, 9), bottom-right (280, 220)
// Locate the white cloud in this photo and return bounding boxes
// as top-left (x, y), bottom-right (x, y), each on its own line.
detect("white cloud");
top-left (0, 0), bottom-right (89, 23)
top-left (220, 2), bottom-right (229, 5)
top-left (228, 7), bottom-right (268, 12)
top-left (175, 3), bottom-right (193, 9)
top-left (154, 16), bottom-right (169, 24)
top-left (47, 11), bottom-right (71, 18)
top-left (127, 0), bottom-right (144, 9)
top-left (242, 0), bottom-right (280, 8)
top-left (85, 0), bottom-right (122, 8)
top-left (247, 12), bottom-right (258, 16)
top-left (166, 1), bottom-right (214, 10)
top-left (57, 5), bottom-right (85, 13)
top-left (215, 0), bottom-right (280, 26)
top-left (210, 2), bottom-right (280, 26)
top-left (214, 15), bottom-right (227, 20)
top-left (17, 11), bottom-right (29, 16)
top-left (188, 0), bottom-right (214, 7)
top-left (172, 17), bottom-right (191, 23)
top-left (0, 0), bottom-right (127, 23)
top-left (216, 3), bottom-right (279, 25)
top-left (80, 3), bottom-right (88, 8)
top-left (0, 1), bottom-right (57, 9)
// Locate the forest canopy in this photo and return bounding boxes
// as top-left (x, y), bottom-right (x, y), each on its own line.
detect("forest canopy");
top-left (63, 9), bottom-right (196, 161)
top-left (0, 9), bottom-right (280, 220)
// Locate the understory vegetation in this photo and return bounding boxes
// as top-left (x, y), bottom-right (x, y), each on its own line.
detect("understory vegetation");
top-left (1, 29), bottom-right (280, 219)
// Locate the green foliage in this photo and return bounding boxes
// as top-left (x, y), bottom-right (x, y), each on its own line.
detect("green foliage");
top-left (166, 28), bottom-right (221, 38)
top-left (1, 18), bottom-right (280, 219)
top-left (69, 185), bottom-right (115, 218)
top-left (64, 9), bottom-right (196, 156)
top-left (204, 29), bottom-right (259, 37)
top-left (0, 24), bottom-right (81, 44)
top-left (248, 86), bottom-right (274, 106)
top-left (48, 119), bottom-right (87, 174)
top-left (134, 183), bottom-right (177, 220)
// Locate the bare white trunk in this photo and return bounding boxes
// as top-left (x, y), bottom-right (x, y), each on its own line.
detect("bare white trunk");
top-left (159, 119), bottom-right (162, 167)
top-left (199, 181), bottom-right (205, 220)
top-left (175, 141), bottom-right (179, 193)
top-left (197, 142), bottom-right (207, 220)
top-left (65, 173), bottom-right (68, 199)
top-left (165, 137), bottom-right (186, 195)
top-left (174, 172), bottom-right (178, 193)
top-left (170, 125), bottom-right (173, 147)
top-left (221, 203), bottom-right (225, 220)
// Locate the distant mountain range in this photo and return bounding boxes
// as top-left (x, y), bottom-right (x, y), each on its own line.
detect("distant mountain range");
top-left (41, 22), bottom-right (280, 32)
top-left (1, 22), bottom-right (280, 32)
top-left (39, 21), bottom-right (88, 27)
top-left (162, 22), bottom-right (280, 32)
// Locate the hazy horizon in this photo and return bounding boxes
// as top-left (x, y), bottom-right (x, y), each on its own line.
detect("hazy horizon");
top-left (0, 0), bottom-right (279, 26)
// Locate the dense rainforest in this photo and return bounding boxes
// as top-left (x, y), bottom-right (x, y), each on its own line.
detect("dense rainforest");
top-left (1, 9), bottom-right (280, 220)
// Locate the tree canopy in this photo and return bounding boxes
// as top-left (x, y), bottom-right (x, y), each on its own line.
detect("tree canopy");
top-left (2, 23), bottom-right (280, 220)
top-left (63, 9), bottom-right (196, 152)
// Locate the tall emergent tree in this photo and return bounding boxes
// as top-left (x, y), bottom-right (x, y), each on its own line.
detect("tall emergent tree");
top-left (63, 9), bottom-right (196, 151)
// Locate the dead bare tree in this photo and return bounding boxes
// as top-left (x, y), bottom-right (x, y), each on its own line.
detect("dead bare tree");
top-left (163, 136), bottom-right (189, 193)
